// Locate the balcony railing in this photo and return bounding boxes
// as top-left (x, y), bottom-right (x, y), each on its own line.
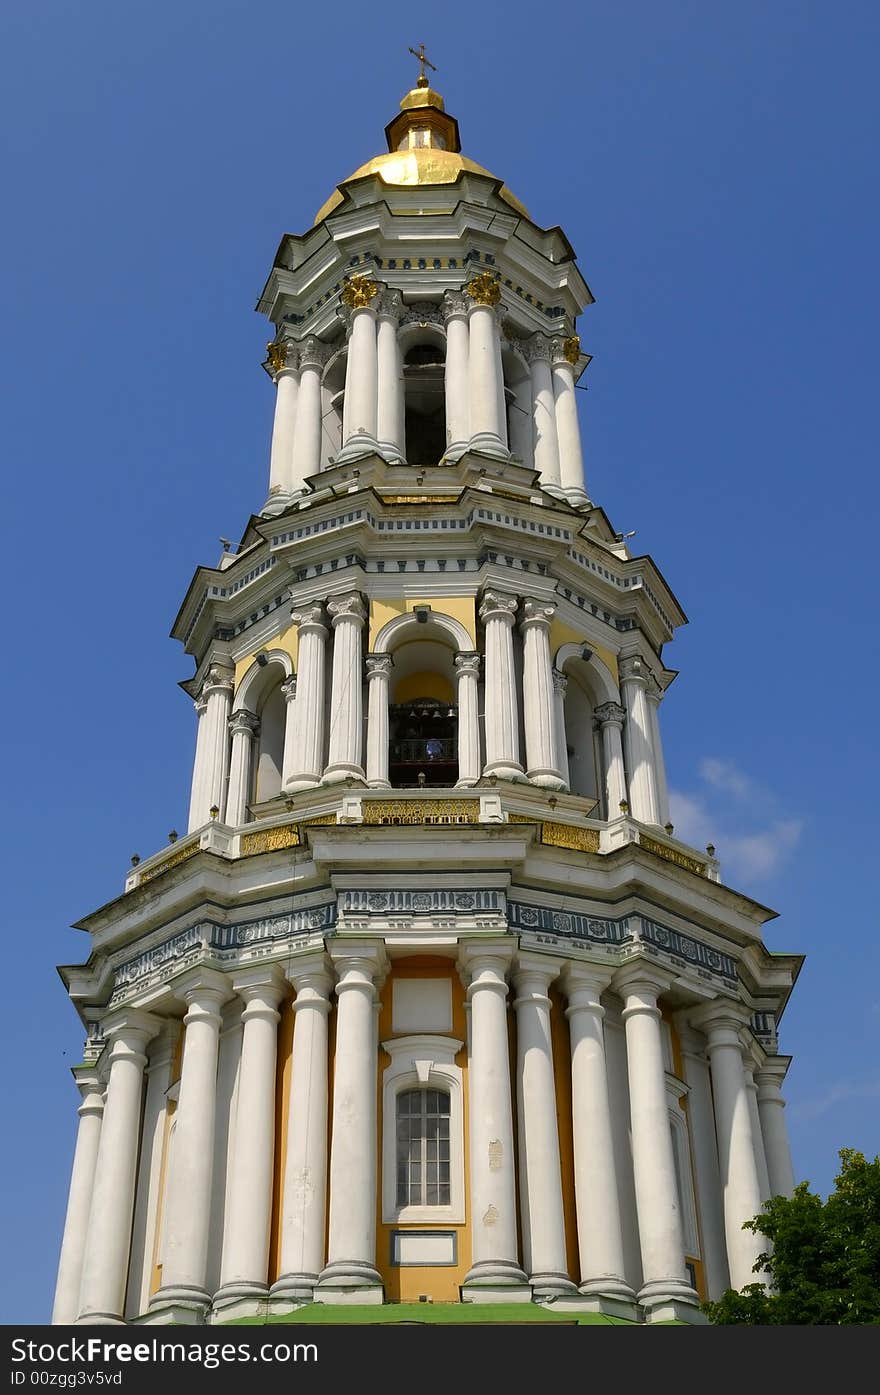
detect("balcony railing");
top-left (389, 737), bottom-right (457, 765)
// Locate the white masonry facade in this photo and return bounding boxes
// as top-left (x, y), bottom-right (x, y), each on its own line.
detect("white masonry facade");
top-left (55, 73), bottom-right (801, 1327)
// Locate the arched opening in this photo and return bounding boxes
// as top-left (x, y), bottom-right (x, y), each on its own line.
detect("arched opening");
top-left (562, 658), bottom-right (601, 805)
top-left (388, 637), bottom-right (458, 787)
top-left (321, 348), bottom-right (346, 469)
top-left (253, 680), bottom-right (285, 802)
top-left (403, 339), bottom-right (446, 465)
top-left (502, 344), bottom-right (532, 467)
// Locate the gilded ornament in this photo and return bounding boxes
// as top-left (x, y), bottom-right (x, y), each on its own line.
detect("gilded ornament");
top-left (138, 841), bottom-right (200, 884)
top-left (639, 833), bottom-right (706, 877)
top-left (362, 798), bottom-right (480, 826)
top-left (266, 340), bottom-right (289, 374)
top-left (341, 275), bottom-right (379, 310)
top-left (240, 823), bottom-right (300, 855)
top-left (302, 813), bottom-right (338, 826)
top-left (563, 335), bottom-right (581, 365)
top-left (540, 821), bottom-right (601, 853)
top-left (465, 272), bottom-right (502, 307)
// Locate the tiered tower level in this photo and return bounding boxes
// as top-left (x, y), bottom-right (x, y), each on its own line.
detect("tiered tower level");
top-left (55, 71), bottom-right (802, 1327)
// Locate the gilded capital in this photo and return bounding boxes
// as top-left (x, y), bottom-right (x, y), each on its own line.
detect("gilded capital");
top-left (465, 272), bottom-right (502, 307)
top-left (562, 334), bottom-right (581, 365)
top-left (266, 338), bottom-right (297, 375)
top-left (341, 274), bottom-right (379, 310)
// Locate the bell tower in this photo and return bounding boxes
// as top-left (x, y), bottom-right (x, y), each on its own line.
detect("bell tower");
top-left (54, 61), bottom-right (802, 1328)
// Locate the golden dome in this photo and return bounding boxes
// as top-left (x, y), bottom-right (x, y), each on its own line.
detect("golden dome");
top-left (313, 77), bottom-right (529, 224)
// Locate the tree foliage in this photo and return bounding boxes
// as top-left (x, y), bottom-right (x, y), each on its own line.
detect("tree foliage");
top-left (703, 1149), bottom-right (880, 1324)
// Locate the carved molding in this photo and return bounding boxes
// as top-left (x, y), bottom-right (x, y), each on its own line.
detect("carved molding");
top-left (454, 651), bottom-right (481, 678)
top-left (228, 710), bottom-right (260, 738)
top-left (366, 653), bottom-right (394, 678)
top-left (327, 592), bottom-right (367, 626)
top-left (594, 701), bottom-right (626, 727)
top-left (240, 823), bottom-right (301, 856)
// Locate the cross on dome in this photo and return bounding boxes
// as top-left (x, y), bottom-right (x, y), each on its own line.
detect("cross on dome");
top-left (408, 41), bottom-right (437, 88)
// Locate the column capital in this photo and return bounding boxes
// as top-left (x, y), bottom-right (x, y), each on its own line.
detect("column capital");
top-left (194, 694), bottom-right (208, 718)
top-left (464, 271), bottom-right (502, 307)
top-left (457, 937), bottom-right (516, 990)
top-left (228, 708), bottom-right (260, 738)
top-left (561, 961), bottom-right (614, 1010)
top-left (375, 286), bottom-right (403, 321)
top-left (290, 601), bottom-right (328, 636)
top-left (524, 331), bottom-right (553, 363)
top-left (689, 998), bottom-right (752, 1045)
top-left (100, 1006), bottom-right (163, 1053)
top-left (298, 335), bottom-right (331, 372)
top-left (520, 597), bottom-right (556, 631)
top-left (328, 939), bottom-right (388, 988)
top-left (618, 654), bottom-right (653, 688)
top-left (594, 700), bottom-right (626, 728)
top-left (72, 1067), bottom-right (105, 1117)
top-left (280, 674), bottom-right (297, 703)
top-left (365, 652), bottom-right (394, 678)
top-left (327, 592), bottom-right (367, 627)
top-left (443, 287), bottom-right (471, 321)
top-left (613, 963), bottom-right (675, 1017)
top-left (231, 962), bottom-right (287, 1012)
top-left (266, 337), bottom-right (299, 377)
top-left (171, 966), bottom-right (232, 1017)
top-left (551, 334), bottom-right (581, 367)
top-left (512, 952), bottom-right (563, 1000)
top-left (201, 663), bottom-right (234, 699)
top-left (754, 1056), bottom-right (791, 1099)
top-left (454, 650), bottom-right (481, 677)
top-left (340, 273), bottom-right (380, 311)
top-left (287, 950), bottom-right (334, 1009)
top-left (479, 588), bottom-right (519, 626)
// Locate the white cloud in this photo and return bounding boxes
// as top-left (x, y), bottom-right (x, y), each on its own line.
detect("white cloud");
top-left (668, 759), bottom-right (803, 885)
top-left (790, 1078), bottom-right (880, 1123)
top-left (699, 757), bottom-right (755, 801)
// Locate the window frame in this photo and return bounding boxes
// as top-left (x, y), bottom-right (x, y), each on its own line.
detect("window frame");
top-left (381, 1033), bottom-right (465, 1225)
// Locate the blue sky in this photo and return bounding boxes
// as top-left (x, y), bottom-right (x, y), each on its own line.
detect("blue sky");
top-left (1, 1), bottom-right (877, 1323)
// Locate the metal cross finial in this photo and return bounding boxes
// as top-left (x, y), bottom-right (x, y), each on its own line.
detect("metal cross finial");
top-left (408, 42), bottom-right (437, 85)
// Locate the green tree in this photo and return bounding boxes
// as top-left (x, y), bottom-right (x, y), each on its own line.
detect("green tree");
top-left (703, 1149), bottom-right (880, 1324)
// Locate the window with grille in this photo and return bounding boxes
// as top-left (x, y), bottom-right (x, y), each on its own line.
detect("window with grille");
top-left (395, 1087), bottom-right (451, 1207)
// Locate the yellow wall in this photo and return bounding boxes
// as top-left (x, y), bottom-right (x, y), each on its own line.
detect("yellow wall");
top-left (369, 596), bottom-right (476, 649)
top-left (234, 625), bottom-right (299, 692)
top-left (149, 1026), bottom-right (184, 1298)
top-left (375, 958), bottom-right (471, 1301)
top-left (549, 618), bottom-right (619, 686)
top-left (393, 670), bottom-right (455, 704)
top-left (268, 999), bottom-right (296, 1284)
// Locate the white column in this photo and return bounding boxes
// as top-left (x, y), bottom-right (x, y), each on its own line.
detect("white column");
top-left (551, 670), bottom-right (571, 791)
top-left (376, 289), bottom-right (404, 463)
top-left (459, 942), bottom-right (527, 1292)
top-left (266, 340), bottom-right (299, 501)
top-left (189, 663), bottom-right (233, 829)
top-left (527, 334), bottom-right (562, 494)
top-left (290, 337), bottom-right (326, 488)
top-left (465, 276), bottom-right (509, 459)
top-left (693, 1003), bottom-right (768, 1291)
top-left (285, 604), bottom-right (328, 792)
top-left (677, 1023), bottom-right (730, 1300)
top-left (338, 277), bottom-right (380, 462)
top-left (318, 943), bottom-right (386, 1293)
top-left (479, 590), bottom-right (522, 780)
top-left (520, 599), bottom-right (565, 789)
top-left (76, 1010), bottom-right (160, 1323)
top-left (619, 656), bottom-right (660, 825)
top-left (324, 593), bottom-right (366, 782)
top-left (755, 1060), bottom-right (796, 1199)
top-left (272, 955), bottom-right (333, 1302)
top-left (595, 701), bottom-right (628, 819)
top-left (551, 335), bottom-right (589, 507)
top-left (150, 971), bottom-right (230, 1314)
top-left (646, 679), bottom-right (671, 826)
top-left (562, 966), bottom-right (635, 1312)
top-left (743, 1055), bottom-right (772, 1205)
top-left (454, 651), bottom-right (481, 786)
top-left (442, 289), bottom-right (470, 461)
top-left (279, 674), bottom-right (298, 789)
top-left (513, 955), bottom-right (574, 1295)
top-left (614, 967), bottom-right (699, 1318)
top-left (52, 1070), bottom-right (105, 1324)
top-left (187, 695), bottom-right (209, 834)
top-left (216, 968), bottom-right (285, 1308)
top-left (365, 653), bottom-right (393, 788)
top-left (125, 1023), bottom-right (179, 1319)
top-left (226, 710), bottom-right (259, 827)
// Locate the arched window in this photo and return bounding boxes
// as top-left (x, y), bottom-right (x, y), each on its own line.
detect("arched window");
top-left (396, 1087), bottom-right (451, 1208)
top-left (253, 681), bottom-right (285, 803)
top-left (404, 340), bottom-right (446, 465)
top-left (387, 638), bottom-right (458, 787)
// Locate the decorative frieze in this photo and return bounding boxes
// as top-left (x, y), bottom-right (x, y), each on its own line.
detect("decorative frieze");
top-left (137, 840), bottom-right (201, 884)
top-left (339, 888), bottom-right (504, 917)
top-left (240, 823), bottom-right (300, 856)
top-left (361, 798), bottom-right (480, 826)
top-left (639, 833), bottom-right (706, 878)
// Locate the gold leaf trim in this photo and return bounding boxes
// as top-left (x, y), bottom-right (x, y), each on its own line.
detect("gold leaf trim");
top-left (541, 821), bottom-right (600, 853)
top-left (138, 842), bottom-right (200, 883)
top-left (302, 813), bottom-right (338, 825)
top-left (361, 798), bottom-right (480, 826)
top-left (639, 833), bottom-right (706, 877)
top-left (240, 824), bottom-right (301, 855)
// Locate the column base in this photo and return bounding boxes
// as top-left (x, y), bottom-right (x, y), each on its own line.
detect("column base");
top-left (335, 434), bottom-right (381, 465)
top-left (260, 491), bottom-right (294, 517)
top-left (565, 489), bottom-right (592, 511)
top-left (541, 483), bottom-right (568, 502)
top-left (468, 435), bottom-right (512, 461)
top-left (366, 778), bottom-right (392, 789)
top-left (317, 1260), bottom-right (384, 1299)
top-left (637, 1278), bottom-right (703, 1324)
top-left (441, 440), bottom-right (470, 464)
top-left (284, 775), bottom-right (322, 793)
top-left (482, 761), bottom-right (525, 782)
top-left (210, 1285), bottom-right (271, 1323)
top-left (529, 1271), bottom-right (578, 1298)
top-left (542, 1292), bottom-right (639, 1322)
top-left (269, 1273), bottom-right (320, 1308)
top-left (377, 441), bottom-right (405, 464)
top-left (74, 1313), bottom-right (127, 1326)
top-left (138, 1285), bottom-right (211, 1325)
top-left (322, 764), bottom-right (366, 785)
top-left (462, 1259), bottom-right (529, 1293)
top-left (526, 769), bottom-right (567, 790)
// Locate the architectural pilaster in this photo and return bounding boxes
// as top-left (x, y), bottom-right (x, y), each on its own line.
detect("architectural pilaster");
top-left (290, 337), bottom-right (327, 489)
top-left (479, 590), bottom-right (523, 780)
top-left (526, 334), bottom-right (562, 494)
top-left (376, 288), bottom-right (404, 462)
top-left (187, 664), bottom-right (234, 831)
top-left (594, 701), bottom-right (628, 819)
top-left (614, 967), bottom-right (700, 1320)
top-left (453, 651), bottom-right (481, 785)
top-left (324, 593), bottom-right (367, 782)
top-left (225, 710), bottom-right (259, 827)
top-left (692, 1002), bottom-right (768, 1291)
top-left (266, 339), bottom-right (299, 502)
top-left (465, 275), bottom-right (509, 459)
top-left (562, 965), bottom-right (636, 1315)
top-left (520, 599), bottom-right (565, 789)
top-left (551, 669), bottom-right (571, 790)
top-left (676, 1022), bottom-right (730, 1300)
top-left (755, 1059), bottom-right (796, 1199)
top-left (513, 956), bottom-right (575, 1295)
top-left (52, 1070), bottom-right (106, 1324)
top-left (278, 674), bottom-right (298, 789)
top-left (318, 942), bottom-right (387, 1295)
top-left (551, 335), bottom-right (589, 507)
top-left (619, 656), bottom-right (660, 825)
top-left (272, 955), bottom-right (333, 1304)
top-left (365, 653), bottom-right (393, 787)
top-left (338, 276), bottom-right (380, 462)
top-left (149, 971), bottom-right (230, 1317)
top-left (216, 967), bottom-right (285, 1312)
top-left (285, 605), bottom-right (328, 791)
top-left (459, 941), bottom-right (527, 1295)
top-left (442, 289), bottom-right (470, 460)
top-left (76, 1010), bottom-right (161, 1324)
